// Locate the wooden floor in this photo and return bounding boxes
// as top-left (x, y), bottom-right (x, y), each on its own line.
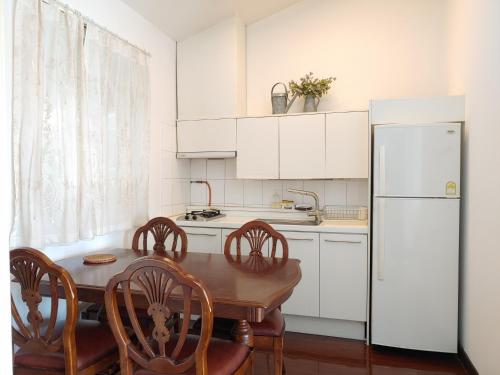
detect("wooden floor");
top-left (254, 332), bottom-right (469, 375)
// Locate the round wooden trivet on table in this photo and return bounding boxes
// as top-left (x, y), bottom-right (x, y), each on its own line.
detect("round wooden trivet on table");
top-left (83, 253), bottom-right (117, 265)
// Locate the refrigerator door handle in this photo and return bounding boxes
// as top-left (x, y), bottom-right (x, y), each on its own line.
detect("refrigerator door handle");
top-left (377, 199), bottom-right (385, 281)
top-left (379, 145), bottom-right (386, 195)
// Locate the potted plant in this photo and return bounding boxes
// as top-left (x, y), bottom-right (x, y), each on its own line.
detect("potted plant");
top-left (289, 72), bottom-right (336, 112)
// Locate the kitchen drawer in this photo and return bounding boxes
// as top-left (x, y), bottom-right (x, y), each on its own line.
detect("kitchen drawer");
top-left (280, 231), bottom-right (320, 317)
top-left (320, 233), bottom-right (368, 321)
top-left (181, 227), bottom-right (222, 254)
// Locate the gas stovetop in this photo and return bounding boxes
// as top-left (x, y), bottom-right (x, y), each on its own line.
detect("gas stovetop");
top-left (177, 209), bottom-right (225, 222)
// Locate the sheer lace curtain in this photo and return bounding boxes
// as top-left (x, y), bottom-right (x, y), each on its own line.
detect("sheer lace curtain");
top-left (11, 0), bottom-right (150, 248)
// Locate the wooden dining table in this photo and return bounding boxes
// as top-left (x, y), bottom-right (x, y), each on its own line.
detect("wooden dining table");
top-left (47, 248), bottom-right (302, 348)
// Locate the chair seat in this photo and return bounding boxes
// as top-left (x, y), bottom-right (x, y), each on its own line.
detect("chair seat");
top-left (14, 320), bottom-right (117, 371)
top-left (135, 335), bottom-right (251, 375)
top-left (193, 308), bottom-right (285, 339)
top-left (251, 309), bottom-right (285, 337)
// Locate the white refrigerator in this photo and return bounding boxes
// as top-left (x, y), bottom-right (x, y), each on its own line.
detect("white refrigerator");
top-left (371, 122), bottom-right (460, 353)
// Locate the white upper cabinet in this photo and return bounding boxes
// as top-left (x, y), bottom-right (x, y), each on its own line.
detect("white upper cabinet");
top-left (237, 117), bottom-right (279, 179)
top-left (177, 119), bottom-right (237, 154)
top-left (325, 112), bottom-right (369, 178)
top-left (279, 114), bottom-right (326, 179)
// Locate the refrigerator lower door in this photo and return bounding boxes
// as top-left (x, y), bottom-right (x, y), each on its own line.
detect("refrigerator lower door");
top-left (372, 197), bottom-right (459, 352)
top-left (373, 123), bottom-right (461, 198)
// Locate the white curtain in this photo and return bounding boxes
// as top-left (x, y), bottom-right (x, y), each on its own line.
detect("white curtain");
top-left (81, 24), bottom-right (150, 238)
top-left (11, 0), bottom-right (150, 248)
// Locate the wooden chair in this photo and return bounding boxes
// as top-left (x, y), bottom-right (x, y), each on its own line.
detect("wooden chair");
top-left (85, 217), bottom-right (187, 322)
top-left (104, 255), bottom-right (253, 375)
top-left (132, 217), bottom-right (188, 253)
top-left (10, 247), bottom-right (118, 375)
top-left (224, 220), bottom-right (288, 259)
top-left (224, 220), bottom-right (288, 375)
top-left (131, 217), bottom-right (188, 331)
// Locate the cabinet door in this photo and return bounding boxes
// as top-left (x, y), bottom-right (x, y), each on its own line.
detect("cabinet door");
top-left (325, 112), bottom-right (368, 178)
top-left (237, 117), bottom-right (279, 179)
top-left (181, 227), bottom-right (222, 254)
top-left (279, 114), bottom-right (325, 179)
top-left (280, 231), bottom-right (319, 317)
top-left (222, 228), bottom-right (269, 256)
top-left (320, 233), bottom-right (367, 321)
top-left (177, 119), bottom-right (236, 153)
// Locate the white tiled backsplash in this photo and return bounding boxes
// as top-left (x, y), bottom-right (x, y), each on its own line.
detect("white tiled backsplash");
top-left (188, 159), bottom-right (368, 209)
top-left (159, 123), bottom-right (191, 217)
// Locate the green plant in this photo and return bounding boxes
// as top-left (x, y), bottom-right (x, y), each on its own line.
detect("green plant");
top-left (289, 72), bottom-right (336, 98)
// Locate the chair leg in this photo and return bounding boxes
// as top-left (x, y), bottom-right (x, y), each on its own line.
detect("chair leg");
top-left (273, 335), bottom-right (284, 375)
top-left (119, 356), bottom-right (134, 375)
top-left (248, 351), bottom-right (254, 375)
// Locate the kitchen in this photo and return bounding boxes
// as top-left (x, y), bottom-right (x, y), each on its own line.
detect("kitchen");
top-left (1, 0), bottom-right (499, 375)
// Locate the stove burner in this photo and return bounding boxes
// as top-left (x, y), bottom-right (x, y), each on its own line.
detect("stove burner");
top-left (179, 209), bottom-right (224, 222)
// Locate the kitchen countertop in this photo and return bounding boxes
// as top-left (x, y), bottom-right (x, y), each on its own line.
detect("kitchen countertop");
top-left (173, 215), bottom-right (368, 234)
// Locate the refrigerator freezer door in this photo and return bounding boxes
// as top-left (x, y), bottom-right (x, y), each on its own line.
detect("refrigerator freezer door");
top-left (373, 123), bottom-right (461, 198)
top-left (372, 197), bottom-right (459, 352)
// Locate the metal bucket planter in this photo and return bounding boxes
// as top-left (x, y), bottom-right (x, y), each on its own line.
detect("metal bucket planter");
top-left (303, 95), bottom-right (320, 112)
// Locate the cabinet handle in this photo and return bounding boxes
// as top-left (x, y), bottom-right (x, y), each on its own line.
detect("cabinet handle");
top-left (186, 232), bottom-right (217, 237)
top-left (324, 239), bottom-right (362, 244)
top-left (377, 199), bottom-right (385, 281)
top-left (379, 145), bottom-right (386, 195)
top-left (286, 237), bottom-right (314, 241)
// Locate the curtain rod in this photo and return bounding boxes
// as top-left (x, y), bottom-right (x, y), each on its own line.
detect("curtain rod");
top-left (41, 0), bottom-right (151, 57)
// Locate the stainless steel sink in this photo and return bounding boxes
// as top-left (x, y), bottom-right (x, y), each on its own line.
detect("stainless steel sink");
top-left (258, 218), bottom-right (321, 226)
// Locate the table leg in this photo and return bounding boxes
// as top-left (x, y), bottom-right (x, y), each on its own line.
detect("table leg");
top-left (232, 319), bottom-right (254, 348)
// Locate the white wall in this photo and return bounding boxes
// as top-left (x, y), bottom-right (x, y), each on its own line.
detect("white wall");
top-left (246, 0), bottom-right (451, 115)
top-left (458, 0), bottom-right (500, 373)
top-left (446, 0), bottom-right (465, 95)
top-left (2, 0), bottom-right (188, 260)
top-left (177, 17), bottom-right (246, 120)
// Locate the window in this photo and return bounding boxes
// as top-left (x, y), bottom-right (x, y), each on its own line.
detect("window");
top-left (11, 0), bottom-right (150, 247)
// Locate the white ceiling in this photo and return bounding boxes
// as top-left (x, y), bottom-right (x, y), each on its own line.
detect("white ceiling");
top-left (121, 0), bottom-right (303, 41)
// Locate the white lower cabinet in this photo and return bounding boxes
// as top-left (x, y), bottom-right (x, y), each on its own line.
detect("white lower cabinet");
top-left (281, 231), bottom-right (320, 317)
top-left (181, 227), bottom-right (222, 254)
top-left (320, 233), bottom-right (368, 321)
top-left (179, 225), bottom-right (368, 326)
top-left (221, 228), bottom-right (269, 256)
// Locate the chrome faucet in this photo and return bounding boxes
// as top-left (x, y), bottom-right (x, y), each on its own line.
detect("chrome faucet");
top-left (287, 188), bottom-right (323, 225)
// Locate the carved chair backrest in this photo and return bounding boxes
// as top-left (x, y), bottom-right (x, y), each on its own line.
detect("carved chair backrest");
top-left (10, 248), bottom-right (79, 375)
top-left (105, 256), bottom-right (213, 375)
top-left (224, 220), bottom-right (289, 259)
top-left (132, 217), bottom-right (188, 253)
